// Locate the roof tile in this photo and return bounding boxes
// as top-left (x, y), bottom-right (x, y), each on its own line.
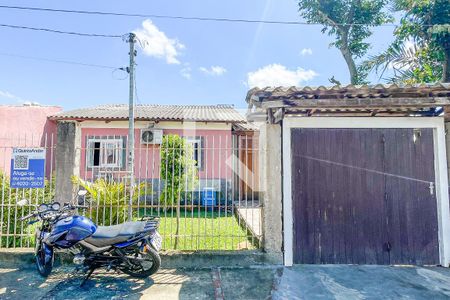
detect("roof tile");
top-left (50, 104), bottom-right (246, 123)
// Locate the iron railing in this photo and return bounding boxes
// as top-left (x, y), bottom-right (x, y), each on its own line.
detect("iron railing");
top-left (0, 132), bottom-right (262, 251)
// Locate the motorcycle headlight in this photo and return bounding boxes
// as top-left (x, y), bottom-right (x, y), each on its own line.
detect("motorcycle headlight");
top-left (51, 202), bottom-right (60, 211)
top-left (38, 204), bottom-right (48, 212)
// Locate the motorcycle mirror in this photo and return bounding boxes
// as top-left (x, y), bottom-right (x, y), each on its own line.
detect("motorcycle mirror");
top-left (77, 190), bottom-right (88, 197)
top-left (17, 199), bottom-right (29, 206)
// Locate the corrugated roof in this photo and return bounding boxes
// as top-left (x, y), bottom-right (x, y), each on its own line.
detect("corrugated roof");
top-left (232, 122), bottom-right (259, 132)
top-left (49, 104), bottom-right (246, 123)
top-left (246, 83), bottom-right (450, 103)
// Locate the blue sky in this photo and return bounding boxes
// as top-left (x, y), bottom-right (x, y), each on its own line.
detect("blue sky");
top-left (0, 0), bottom-right (397, 110)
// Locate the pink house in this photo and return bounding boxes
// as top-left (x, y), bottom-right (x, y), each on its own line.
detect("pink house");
top-left (49, 104), bottom-right (259, 202)
top-left (0, 104), bottom-right (62, 176)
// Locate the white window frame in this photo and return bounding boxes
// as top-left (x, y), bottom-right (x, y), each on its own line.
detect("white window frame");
top-left (186, 137), bottom-right (203, 169)
top-left (87, 138), bottom-right (123, 168)
top-left (282, 117), bottom-right (450, 267)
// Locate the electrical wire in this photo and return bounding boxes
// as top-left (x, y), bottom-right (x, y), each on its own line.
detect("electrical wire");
top-left (0, 23), bottom-right (122, 38)
top-left (0, 4), bottom-right (424, 27)
top-left (0, 52), bottom-right (119, 69)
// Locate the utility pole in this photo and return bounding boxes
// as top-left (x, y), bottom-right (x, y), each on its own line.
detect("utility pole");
top-left (127, 32), bottom-right (136, 221)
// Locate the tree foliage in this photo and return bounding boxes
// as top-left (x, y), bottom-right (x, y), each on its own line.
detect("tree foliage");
top-left (160, 135), bottom-right (198, 207)
top-left (160, 134), bottom-right (198, 249)
top-left (298, 0), bottom-right (392, 84)
top-left (366, 0), bottom-right (450, 83)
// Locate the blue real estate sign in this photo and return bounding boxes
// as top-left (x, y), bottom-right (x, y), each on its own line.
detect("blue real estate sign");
top-left (10, 148), bottom-right (46, 188)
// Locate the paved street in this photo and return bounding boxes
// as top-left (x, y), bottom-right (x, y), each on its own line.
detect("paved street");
top-left (3, 263), bottom-right (450, 299)
top-left (0, 264), bottom-right (277, 300)
top-left (273, 265), bottom-right (450, 300)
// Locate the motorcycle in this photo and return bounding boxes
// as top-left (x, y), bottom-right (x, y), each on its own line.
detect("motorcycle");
top-left (18, 190), bottom-right (162, 285)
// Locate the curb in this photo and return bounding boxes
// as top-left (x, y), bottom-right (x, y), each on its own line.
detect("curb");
top-left (0, 248), bottom-right (278, 269)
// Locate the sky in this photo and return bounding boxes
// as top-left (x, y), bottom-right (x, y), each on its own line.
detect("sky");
top-left (0, 0), bottom-right (397, 110)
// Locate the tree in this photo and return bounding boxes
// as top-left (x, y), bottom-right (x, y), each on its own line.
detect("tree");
top-left (298, 0), bottom-right (392, 84)
top-left (366, 0), bottom-right (450, 83)
top-left (160, 135), bottom-right (198, 249)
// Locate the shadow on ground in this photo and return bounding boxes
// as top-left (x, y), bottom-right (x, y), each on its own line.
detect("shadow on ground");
top-left (0, 264), bottom-right (277, 300)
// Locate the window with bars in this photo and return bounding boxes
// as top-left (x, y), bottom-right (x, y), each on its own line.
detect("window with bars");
top-left (186, 137), bottom-right (204, 170)
top-left (87, 138), bottom-right (125, 168)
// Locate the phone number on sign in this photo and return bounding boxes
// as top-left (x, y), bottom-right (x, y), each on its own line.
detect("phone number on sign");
top-left (11, 180), bottom-right (44, 187)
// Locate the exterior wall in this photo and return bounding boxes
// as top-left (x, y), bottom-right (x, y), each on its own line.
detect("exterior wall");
top-left (54, 121), bottom-right (81, 203)
top-left (77, 122), bottom-right (233, 181)
top-left (258, 123), bottom-right (283, 263)
top-left (0, 105), bottom-right (62, 177)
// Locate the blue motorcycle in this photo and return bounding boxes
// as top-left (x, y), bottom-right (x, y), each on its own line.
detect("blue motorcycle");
top-left (18, 190), bottom-right (162, 285)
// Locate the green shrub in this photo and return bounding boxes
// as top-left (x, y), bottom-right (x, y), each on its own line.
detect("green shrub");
top-left (160, 134), bottom-right (198, 207)
top-left (0, 172), bottom-right (55, 248)
top-left (72, 176), bottom-right (148, 226)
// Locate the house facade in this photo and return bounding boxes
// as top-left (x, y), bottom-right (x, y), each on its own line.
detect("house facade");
top-left (49, 104), bottom-right (259, 203)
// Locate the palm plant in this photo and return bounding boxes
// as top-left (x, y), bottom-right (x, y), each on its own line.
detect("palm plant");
top-left (363, 41), bottom-right (442, 83)
top-left (72, 176), bottom-right (148, 226)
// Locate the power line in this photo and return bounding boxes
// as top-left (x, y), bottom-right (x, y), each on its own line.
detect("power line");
top-left (0, 23), bottom-right (122, 38)
top-left (0, 52), bottom-right (118, 69)
top-left (0, 4), bottom-right (418, 27)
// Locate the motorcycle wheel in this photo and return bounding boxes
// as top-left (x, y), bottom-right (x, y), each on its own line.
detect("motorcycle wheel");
top-left (121, 246), bottom-right (161, 278)
top-left (35, 243), bottom-right (53, 277)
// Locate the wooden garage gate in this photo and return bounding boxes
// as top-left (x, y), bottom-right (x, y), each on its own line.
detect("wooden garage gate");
top-left (291, 128), bottom-right (439, 265)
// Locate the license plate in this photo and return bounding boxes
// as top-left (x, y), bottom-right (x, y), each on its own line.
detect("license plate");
top-left (151, 232), bottom-right (162, 251)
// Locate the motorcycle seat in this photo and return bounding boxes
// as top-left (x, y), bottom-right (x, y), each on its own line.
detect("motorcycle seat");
top-left (85, 221), bottom-right (148, 247)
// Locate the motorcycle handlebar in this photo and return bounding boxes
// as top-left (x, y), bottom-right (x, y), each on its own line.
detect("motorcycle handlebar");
top-left (19, 204), bottom-right (89, 222)
top-left (19, 213), bottom-right (36, 221)
top-left (63, 204), bottom-right (89, 210)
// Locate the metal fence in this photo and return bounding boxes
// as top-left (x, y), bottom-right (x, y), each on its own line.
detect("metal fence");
top-left (0, 132), bottom-right (262, 251)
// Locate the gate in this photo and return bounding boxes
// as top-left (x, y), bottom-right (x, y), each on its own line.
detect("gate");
top-left (291, 128), bottom-right (439, 265)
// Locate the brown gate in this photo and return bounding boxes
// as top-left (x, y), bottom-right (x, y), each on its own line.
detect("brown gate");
top-left (291, 128), bottom-right (439, 265)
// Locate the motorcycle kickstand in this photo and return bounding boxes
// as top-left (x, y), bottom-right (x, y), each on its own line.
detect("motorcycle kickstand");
top-left (80, 267), bottom-right (96, 287)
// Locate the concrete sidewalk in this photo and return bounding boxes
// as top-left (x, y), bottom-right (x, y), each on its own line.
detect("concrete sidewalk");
top-left (272, 265), bottom-right (450, 300)
top-left (0, 263), bottom-right (278, 300)
top-left (3, 262), bottom-right (450, 299)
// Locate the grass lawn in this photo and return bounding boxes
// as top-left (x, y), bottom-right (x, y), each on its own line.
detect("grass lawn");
top-left (137, 208), bottom-right (255, 251)
top-left (2, 208), bottom-right (256, 251)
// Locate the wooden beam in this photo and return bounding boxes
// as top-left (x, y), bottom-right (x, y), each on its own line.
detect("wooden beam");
top-left (267, 108), bottom-right (275, 124)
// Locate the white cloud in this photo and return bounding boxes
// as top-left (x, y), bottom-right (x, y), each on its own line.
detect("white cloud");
top-left (180, 64), bottom-right (192, 79)
top-left (0, 90), bottom-right (16, 99)
top-left (134, 19), bottom-right (185, 64)
top-left (199, 66), bottom-right (227, 76)
top-left (300, 48), bottom-right (313, 56)
top-left (0, 90), bottom-right (35, 104)
top-left (246, 64), bottom-right (317, 88)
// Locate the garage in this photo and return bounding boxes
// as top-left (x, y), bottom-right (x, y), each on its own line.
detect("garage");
top-left (246, 84), bottom-right (450, 266)
top-left (291, 127), bottom-right (438, 265)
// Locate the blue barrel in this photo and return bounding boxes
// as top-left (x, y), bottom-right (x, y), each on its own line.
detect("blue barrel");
top-left (202, 187), bottom-right (216, 207)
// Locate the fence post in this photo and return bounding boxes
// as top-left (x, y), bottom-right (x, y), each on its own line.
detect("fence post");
top-left (55, 121), bottom-right (81, 203)
top-left (259, 123), bottom-right (283, 263)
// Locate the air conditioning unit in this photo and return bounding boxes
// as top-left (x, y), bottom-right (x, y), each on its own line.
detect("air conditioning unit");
top-left (141, 129), bottom-right (163, 144)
